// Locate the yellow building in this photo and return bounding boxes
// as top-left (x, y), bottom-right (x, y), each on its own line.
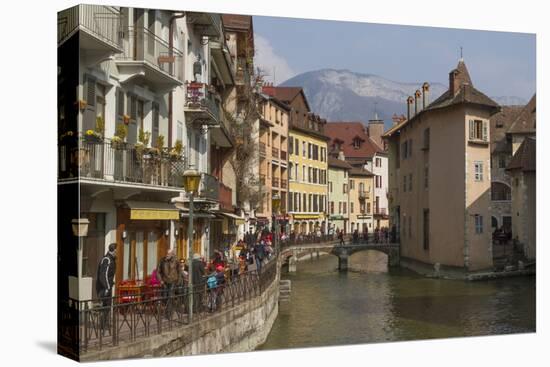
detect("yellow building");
top-left (263, 86), bottom-right (329, 234)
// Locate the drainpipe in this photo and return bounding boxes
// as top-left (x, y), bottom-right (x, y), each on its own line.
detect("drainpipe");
top-left (168, 12), bottom-right (186, 149)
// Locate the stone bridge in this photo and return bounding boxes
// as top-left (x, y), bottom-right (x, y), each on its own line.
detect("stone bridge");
top-left (280, 241), bottom-right (400, 272)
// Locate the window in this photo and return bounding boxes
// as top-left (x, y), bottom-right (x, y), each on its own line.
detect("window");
top-left (402, 141), bottom-right (408, 160)
top-left (474, 215), bottom-right (483, 234)
top-left (498, 155), bottom-right (506, 169)
top-left (289, 192), bottom-right (293, 212)
top-left (308, 167), bottom-right (312, 183)
top-left (469, 119), bottom-right (488, 141)
top-left (343, 183), bottom-right (348, 193)
top-left (366, 202), bottom-right (371, 214)
top-left (308, 194), bottom-right (313, 212)
top-left (350, 179), bottom-right (355, 190)
top-left (343, 202), bottom-right (347, 214)
top-left (408, 174), bottom-right (413, 191)
top-left (423, 128), bottom-right (430, 150)
top-left (353, 138), bottom-right (362, 149)
top-left (491, 182), bottom-right (512, 201)
top-left (302, 193), bottom-right (307, 212)
top-left (360, 203), bottom-right (366, 213)
top-left (375, 175), bottom-right (382, 188)
top-left (338, 202), bottom-right (342, 214)
top-left (302, 141), bottom-right (306, 156)
top-left (474, 162), bottom-right (483, 181)
top-left (289, 137), bottom-right (294, 155)
top-left (302, 166), bottom-right (306, 182)
top-left (329, 181), bottom-right (333, 193)
top-left (376, 158), bottom-right (382, 167)
top-left (403, 175), bottom-right (407, 192)
top-left (330, 201), bottom-right (334, 214)
top-left (423, 209), bottom-right (429, 250)
top-left (350, 202), bottom-right (354, 214)
top-left (289, 163), bottom-right (293, 180)
top-left (424, 164), bottom-right (429, 189)
top-left (308, 143), bottom-right (312, 159)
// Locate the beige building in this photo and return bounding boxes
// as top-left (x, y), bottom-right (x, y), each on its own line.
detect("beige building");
top-left (328, 154), bottom-right (353, 234)
top-left (348, 167), bottom-right (375, 233)
top-left (383, 60), bottom-right (500, 275)
top-left (255, 93), bottom-right (291, 230)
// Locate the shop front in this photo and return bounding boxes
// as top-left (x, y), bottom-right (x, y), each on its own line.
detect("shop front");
top-left (115, 201), bottom-right (177, 286)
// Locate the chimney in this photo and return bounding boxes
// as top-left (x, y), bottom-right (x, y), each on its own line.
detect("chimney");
top-left (392, 113), bottom-right (405, 126)
top-left (406, 96), bottom-right (414, 120)
top-left (338, 150), bottom-right (345, 161)
top-left (414, 89), bottom-right (422, 115)
top-left (262, 83), bottom-right (274, 96)
top-left (449, 69), bottom-right (459, 95)
top-left (422, 82), bottom-right (430, 109)
top-left (367, 119), bottom-right (384, 149)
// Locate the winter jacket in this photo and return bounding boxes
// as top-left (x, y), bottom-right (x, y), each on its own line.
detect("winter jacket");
top-left (96, 252), bottom-right (116, 296)
top-left (191, 258), bottom-right (206, 286)
top-left (157, 255), bottom-right (180, 285)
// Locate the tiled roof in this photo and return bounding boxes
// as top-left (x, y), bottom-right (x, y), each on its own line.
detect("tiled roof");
top-left (349, 167), bottom-right (374, 177)
top-left (508, 94), bottom-right (536, 134)
top-left (383, 60), bottom-right (499, 138)
top-left (328, 157), bottom-right (353, 170)
top-left (507, 137), bottom-right (536, 172)
top-left (490, 105), bottom-right (524, 153)
top-left (325, 122), bottom-right (384, 159)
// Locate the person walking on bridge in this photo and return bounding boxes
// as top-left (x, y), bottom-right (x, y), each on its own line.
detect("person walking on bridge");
top-left (338, 229), bottom-right (345, 246)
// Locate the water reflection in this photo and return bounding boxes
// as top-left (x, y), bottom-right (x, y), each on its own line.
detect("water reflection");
top-left (259, 254), bottom-right (535, 350)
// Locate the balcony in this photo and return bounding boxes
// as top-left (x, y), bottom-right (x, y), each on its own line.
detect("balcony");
top-left (58, 137), bottom-right (185, 190)
top-left (235, 58), bottom-right (251, 87)
top-left (116, 27), bottom-right (183, 93)
top-left (210, 39), bottom-right (235, 86)
top-left (374, 207), bottom-right (388, 216)
top-left (58, 5), bottom-right (122, 61)
top-left (272, 147), bottom-right (279, 159)
top-left (359, 190), bottom-right (370, 200)
top-left (272, 177), bottom-right (280, 188)
top-left (184, 83), bottom-right (222, 127)
top-left (187, 12), bottom-right (222, 38)
top-left (219, 183), bottom-right (233, 211)
top-left (259, 142), bottom-right (267, 157)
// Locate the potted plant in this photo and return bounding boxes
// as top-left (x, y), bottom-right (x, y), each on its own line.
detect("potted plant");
top-left (83, 116), bottom-right (105, 143)
top-left (111, 124), bottom-right (128, 150)
top-left (169, 139), bottom-right (184, 160)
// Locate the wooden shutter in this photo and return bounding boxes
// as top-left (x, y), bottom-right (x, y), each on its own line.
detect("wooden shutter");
top-left (469, 120), bottom-right (475, 140)
top-left (482, 121), bottom-right (488, 141)
top-left (151, 102), bottom-right (159, 145)
top-left (83, 75), bottom-right (96, 131)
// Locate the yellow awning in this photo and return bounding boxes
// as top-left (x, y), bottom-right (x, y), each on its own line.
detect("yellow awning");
top-left (293, 214), bottom-right (320, 220)
top-left (127, 201), bottom-right (179, 220)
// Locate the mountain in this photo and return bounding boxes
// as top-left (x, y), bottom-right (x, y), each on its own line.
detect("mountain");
top-left (490, 96), bottom-right (527, 106)
top-left (280, 69), bottom-right (526, 129)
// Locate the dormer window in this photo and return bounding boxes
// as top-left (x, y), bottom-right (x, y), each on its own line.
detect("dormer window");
top-left (353, 137), bottom-right (362, 149)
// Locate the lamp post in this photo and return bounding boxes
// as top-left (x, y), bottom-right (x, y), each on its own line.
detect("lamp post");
top-left (182, 168), bottom-right (201, 323)
top-left (272, 193), bottom-right (281, 255)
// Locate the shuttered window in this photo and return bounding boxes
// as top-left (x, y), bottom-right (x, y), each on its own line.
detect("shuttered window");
top-left (85, 75), bottom-right (96, 106)
top-left (152, 102), bottom-right (160, 145)
top-left (469, 119), bottom-right (488, 141)
top-left (474, 161), bottom-right (483, 181)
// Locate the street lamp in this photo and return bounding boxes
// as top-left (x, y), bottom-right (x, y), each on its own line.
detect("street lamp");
top-left (272, 193), bottom-right (281, 255)
top-left (182, 168), bottom-right (201, 323)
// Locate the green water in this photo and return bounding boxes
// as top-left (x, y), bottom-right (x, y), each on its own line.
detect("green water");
top-left (259, 252), bottom-right (535, 350)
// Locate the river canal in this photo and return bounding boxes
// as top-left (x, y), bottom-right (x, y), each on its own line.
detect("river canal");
top-left (259, 251), bottom-right (535, 350)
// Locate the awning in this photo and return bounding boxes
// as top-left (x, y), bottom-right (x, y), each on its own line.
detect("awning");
top-left (293, 214), bottom-right (320, 220)
top-left (220, 212), bottom-right (246, 224)
top-left (179, 212), bottom-right (216, 219)
top-left (126, 201), bottom-right (179, 220)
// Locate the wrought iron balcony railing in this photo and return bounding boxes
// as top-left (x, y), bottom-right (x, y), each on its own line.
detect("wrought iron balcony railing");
top-left (359, 190), bottom-right (370, 200)
top-left (118, 26), bottom-right (184, 81)
top-left (58, 4), bottom-right (122, 49)
top-left (58, 137), bottom-right (185, 189)
top-left (184, 83), bottom-right (222, 125)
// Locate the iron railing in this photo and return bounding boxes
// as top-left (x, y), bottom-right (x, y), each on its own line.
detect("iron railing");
top-left (373, 207), bottom-right (387, 215)
top-left (185, 83), bottom-right (222, 124)
top-left (58, 5), bottom-right (122, 49)
top-left (119, 26), bottom-right (184, 81)
top-left (58, 138), bottom-right (186, 189)
top-left (358, 190), bottom-right (370, 200)
top-left (59, 259), bottom-right (277, 353)
top-left (282, 232), bottom-right (400, 248)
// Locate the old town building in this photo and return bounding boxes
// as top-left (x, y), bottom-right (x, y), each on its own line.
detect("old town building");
top-left (262, 86), bottom-right (330, 235)
top-left (383, 60), bottom-right (500, 275)
top-left (328, 153), bottom-right (353, 234)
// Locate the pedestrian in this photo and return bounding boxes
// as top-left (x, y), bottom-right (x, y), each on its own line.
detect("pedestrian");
top-left (338, 229), bottom-right (345, 246)
top-left (353, 229), bottom-right (359, 244)
top-left (363, 226), bottom-right (369, 243)
top-left (157, 249), bottom-right (181, 319)
top-left (191, 253), bottom-right (206, 312)
top-left (255, 240), bottom-right (266, 273)
top-left (384, 227), bottom-right (389, 244)
top-left (96, 243), bottom-right (117, 333)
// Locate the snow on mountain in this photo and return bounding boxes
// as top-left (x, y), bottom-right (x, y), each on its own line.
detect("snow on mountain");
top-left (280, 69), bottom-right (526, 129)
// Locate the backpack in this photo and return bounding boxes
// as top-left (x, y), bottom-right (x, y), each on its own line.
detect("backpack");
top-left (207, 274), bottom-right (218, 289)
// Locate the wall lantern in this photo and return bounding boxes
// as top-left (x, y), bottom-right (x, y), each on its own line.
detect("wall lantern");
top-left (174, 229), bottom-right (179, 237)
top-left (121, 230), bottom-right (127, 240)
top-left (71, 218), bottom-right (89, 237)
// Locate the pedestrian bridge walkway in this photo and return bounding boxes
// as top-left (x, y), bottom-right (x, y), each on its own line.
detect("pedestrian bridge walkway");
top-left (280, 240), bottom-right (400, 271)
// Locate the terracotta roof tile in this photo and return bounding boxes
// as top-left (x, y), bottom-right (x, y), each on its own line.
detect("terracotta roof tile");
top-left (325, 122), bottom-right (384, 159)
top-left (508, 94), bottom-right (536, 134)
top-left (349, 167), bottom-right (374, 177)
top-left (507, 137), bottom-right (536, 172)
top-left (328, 157), bottom-right (353, 170)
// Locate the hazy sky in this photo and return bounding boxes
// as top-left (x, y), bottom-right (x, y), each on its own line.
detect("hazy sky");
top-left (253, 16), bottom-right (536, 100)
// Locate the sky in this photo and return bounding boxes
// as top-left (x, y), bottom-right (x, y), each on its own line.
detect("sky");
top-left (253, 16), bottom-right (536, 100)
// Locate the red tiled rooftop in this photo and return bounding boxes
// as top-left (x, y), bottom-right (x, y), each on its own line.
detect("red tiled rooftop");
top-left (325, 122), bottom-right (384, 159)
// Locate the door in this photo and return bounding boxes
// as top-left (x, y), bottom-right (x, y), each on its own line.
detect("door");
top-left (82, 213), bottom-right (105, 296)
